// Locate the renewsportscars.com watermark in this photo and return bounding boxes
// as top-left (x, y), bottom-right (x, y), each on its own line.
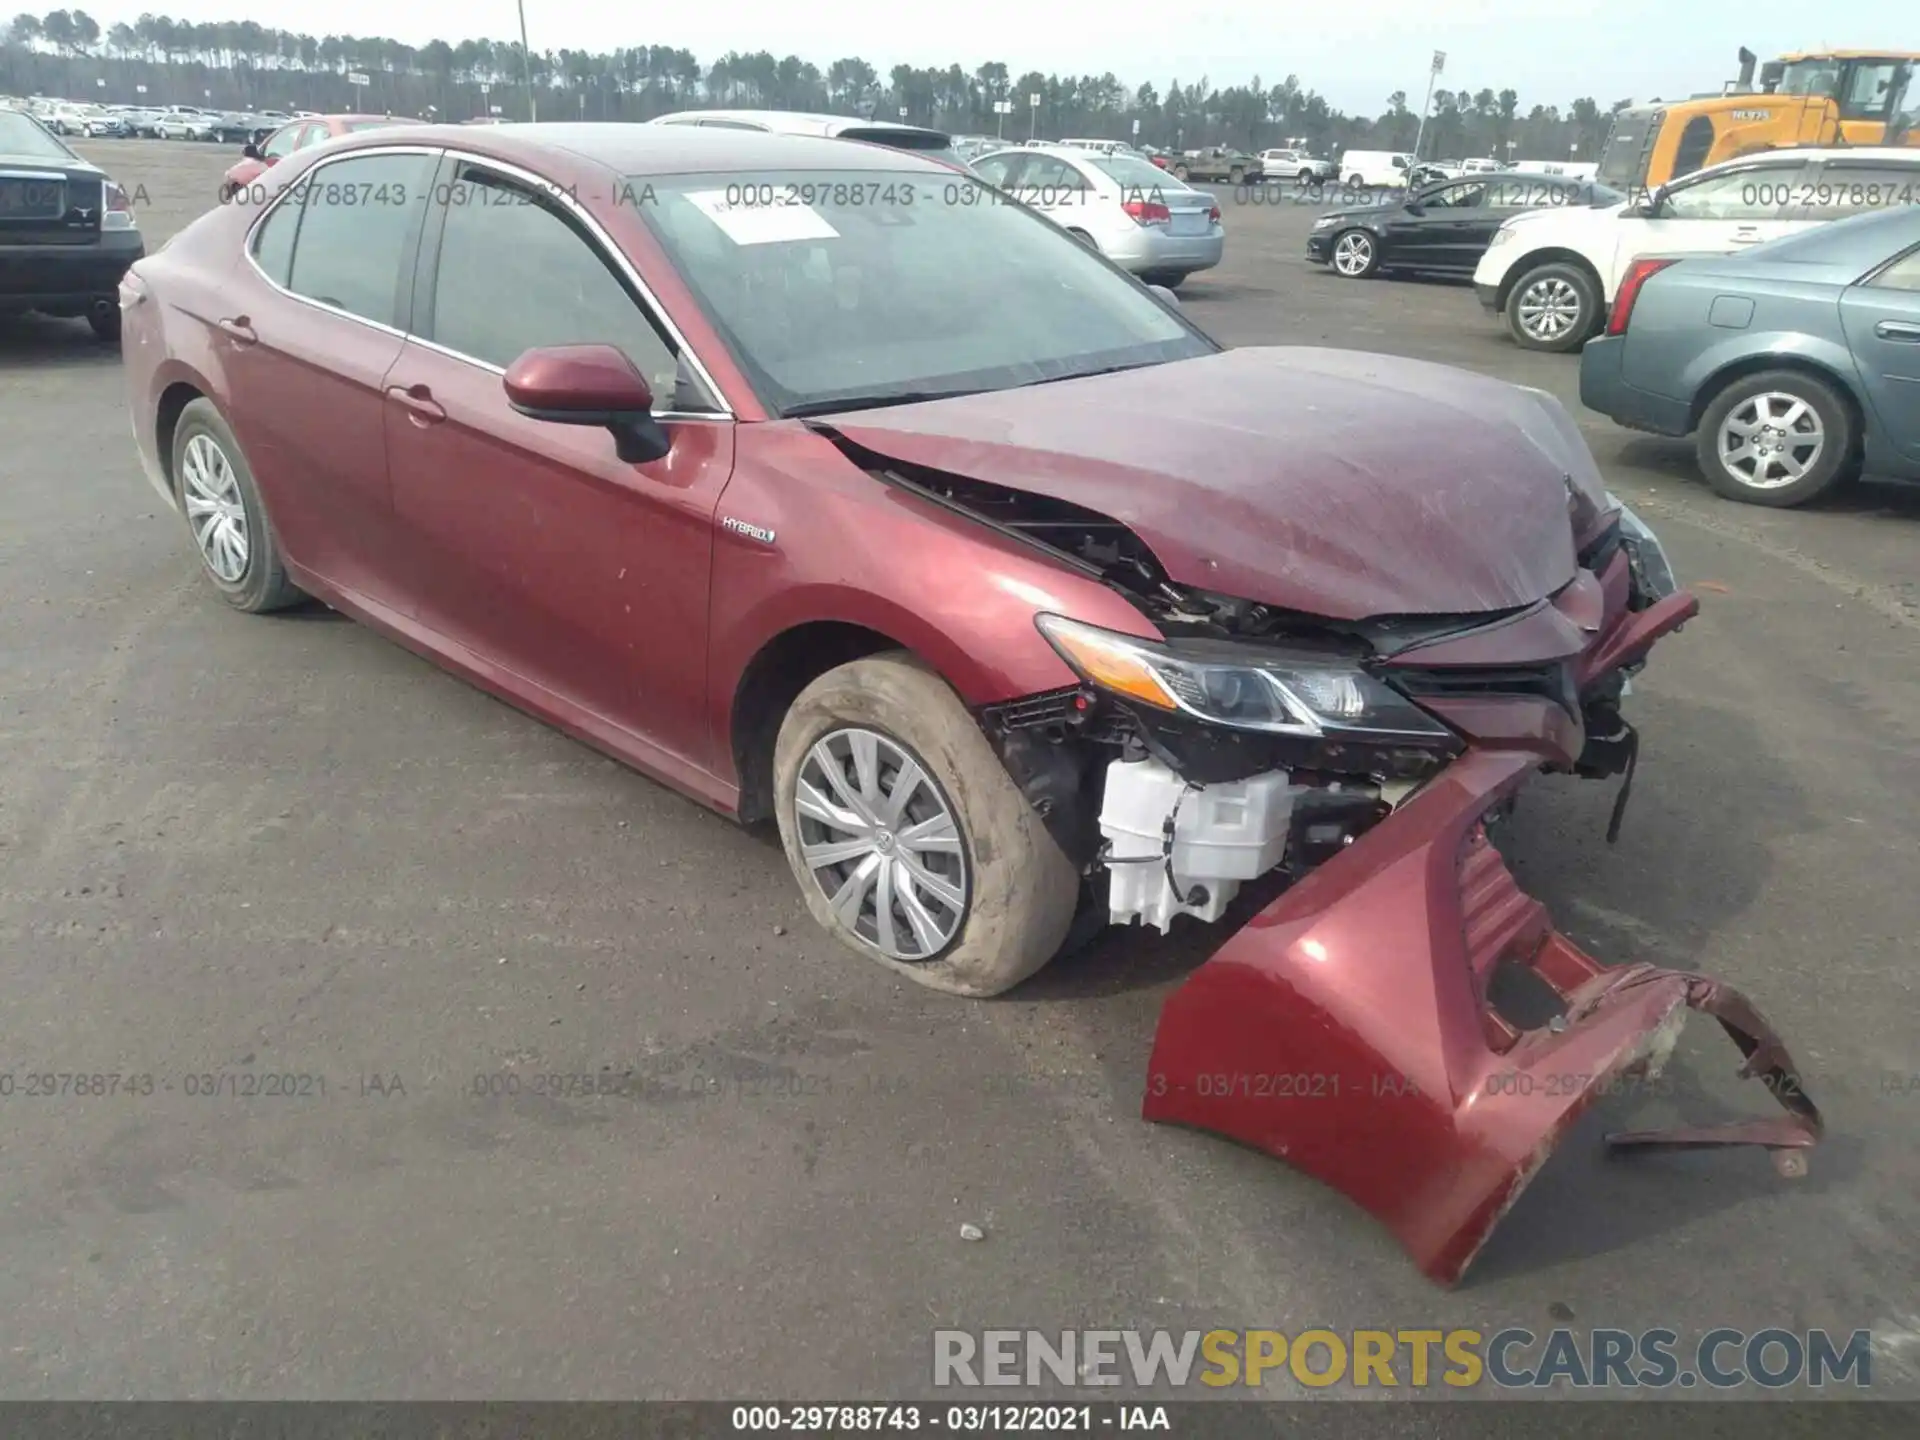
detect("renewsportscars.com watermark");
top-left (933, 1328), bottom-right (1876, 1390)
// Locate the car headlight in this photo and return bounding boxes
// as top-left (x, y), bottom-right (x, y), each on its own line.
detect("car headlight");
top-left (1312, 215), bottom-right (1342, 229)
top-left (1606, 493), bottom-right (1678, 600)
top-left (1487, 228), bottom-right (1515, 247)
top-left (1036, 614), bottom-right (1452, 740)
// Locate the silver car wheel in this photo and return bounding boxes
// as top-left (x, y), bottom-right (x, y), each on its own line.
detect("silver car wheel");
top-left (1332, 232), bottom-right (1374, 276)
top-left (1717, 391), bottom-right (1825, 490)
top-left (1515, 276), bottom-right (1584, 340)
top-left (179, 432), bottom-right (250, 583)
top-left (793, 727), bottom-right (969, 962)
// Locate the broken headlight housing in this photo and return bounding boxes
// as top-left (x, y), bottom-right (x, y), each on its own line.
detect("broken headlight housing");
top-left (1036, 614), bottom-right (1454, 741)
top-left (1607, 493), bottom-right (1678, 601)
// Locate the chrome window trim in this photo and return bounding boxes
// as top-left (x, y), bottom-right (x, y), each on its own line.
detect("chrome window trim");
top-left (242, 142), bottom-right (734, 420)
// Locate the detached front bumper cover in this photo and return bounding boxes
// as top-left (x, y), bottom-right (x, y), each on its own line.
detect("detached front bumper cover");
top-left (1142, 747), bottom-right (1822, 1286)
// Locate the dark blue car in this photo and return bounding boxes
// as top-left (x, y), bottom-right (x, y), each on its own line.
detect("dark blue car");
top-left (1579, 205), bottom-right (1920, 507)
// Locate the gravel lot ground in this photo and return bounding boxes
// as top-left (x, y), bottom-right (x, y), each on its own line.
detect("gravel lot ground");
top-left (2, 138), bottom-right (1917, 1402)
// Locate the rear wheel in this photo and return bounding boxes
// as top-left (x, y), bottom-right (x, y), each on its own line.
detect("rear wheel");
top-left (1140, 269), bottom-right (1186, 289)
top-left (170, 398), bottom-right (305, 612)
top-left (88, 306), bottom-right (120, 343)
top-left (1695, 370), bottom-right (1856, 508)
top-left (1228, 166), bottom-right (1245, 184)
top-left (772, 653), bottom-right (1079, 997)
top-left (1329, 229), bottom-right (1379, 278)
top-left (1172, 164), bottom-right (1190, 181)
top-left (1505, 261), bottom-right (1601, 351)
top-left (1347, 172), bottom-right (1365, 187)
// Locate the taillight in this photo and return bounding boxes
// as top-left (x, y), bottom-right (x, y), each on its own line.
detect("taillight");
top-left (1123, 198), bottom-right (1172, 225)
top-left (1207, 203), bottom-right (1221, 223)
top-left (1607, 257), bottom-right (1676, 336)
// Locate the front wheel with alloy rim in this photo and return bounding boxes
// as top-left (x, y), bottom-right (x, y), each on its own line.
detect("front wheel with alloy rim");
top-left (772, 652), bottom-right (1080, 997)
top-left (170, 398), bottom-right (305, 612)
top-left (1505, 261), bottom-right (1600, 351)
top-left (1330, 229), bottom-right (1379, 278)
top-left (1695, 369), bottom-right (1856, 508)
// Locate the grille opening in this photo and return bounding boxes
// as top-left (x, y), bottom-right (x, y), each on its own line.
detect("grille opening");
top-left (1487, 957), bottom-right (1569, 1031)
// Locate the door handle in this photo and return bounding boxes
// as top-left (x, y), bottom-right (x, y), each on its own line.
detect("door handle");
top-left (1876, 320), bottom-right (1920, 342)
top-left (216, 315), bottom-right (256, 344)
top-left (385, 383), bottom-right (446, 425)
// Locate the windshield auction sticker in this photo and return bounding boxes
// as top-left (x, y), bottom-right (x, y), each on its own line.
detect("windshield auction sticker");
top-left (684, 189), bottom-right (840, 246)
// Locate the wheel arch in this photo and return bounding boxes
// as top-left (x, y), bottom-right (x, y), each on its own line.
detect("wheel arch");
top-left (1688, 351), bottom-right (1867, 441)
top-left (1496, 247), bottom-right (1604, 312)
top-left (154, 379), bottom-right (210, 499)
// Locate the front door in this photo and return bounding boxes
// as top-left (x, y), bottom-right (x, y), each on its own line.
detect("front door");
top-left (381, 156), bottom-right (735, 775)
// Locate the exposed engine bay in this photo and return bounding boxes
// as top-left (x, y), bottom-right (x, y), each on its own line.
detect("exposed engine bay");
top-left (852, 449), bottom-right (1649, 935)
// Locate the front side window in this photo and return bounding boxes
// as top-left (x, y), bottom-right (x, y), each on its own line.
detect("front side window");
top-left (635, 167), bottom-right (1214, 416)
top-left (425, 164), bottom-right (693, 408)
top-left (262, 124), bottom-right (303, 160)
top-left (970, 153), bottom-right (1024, 187)
top-left (281, 151), bottom-right (435, 326)
top-left (1660, 163), bottom-right (1810, 220)
top-left (1840, 62), bottom-right (1902, 121)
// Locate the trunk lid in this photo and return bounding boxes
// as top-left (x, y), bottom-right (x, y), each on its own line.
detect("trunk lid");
top-left (829, 347), bottom-right (1597, 621)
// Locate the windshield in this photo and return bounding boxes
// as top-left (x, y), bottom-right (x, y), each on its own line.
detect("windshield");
top-left (0, 109), bottom-right (74, 159)
top-left (1777, 59), bottom-right (1844, 97)
top-left (634, 168), bottom-right (1215, 416)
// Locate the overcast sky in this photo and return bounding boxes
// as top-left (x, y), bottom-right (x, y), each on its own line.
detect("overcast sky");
top-left (69, 1), bottom-right (1895, 115)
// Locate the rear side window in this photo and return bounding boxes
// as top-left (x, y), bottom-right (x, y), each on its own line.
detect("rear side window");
top-left (250, 201), bottom-right (298, 286)
top-left (1800, 164), bottom-right (1920, 221)
top-left (279, 152), bottom-right (434, 326)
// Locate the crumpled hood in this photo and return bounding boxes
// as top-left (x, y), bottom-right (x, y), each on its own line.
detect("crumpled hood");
top-left (829, 347), bottom-right (1607, 620)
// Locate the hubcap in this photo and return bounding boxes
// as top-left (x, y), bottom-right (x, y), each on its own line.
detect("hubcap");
top-left (793, 728), bottom-right (968, 962)
top-left (1333, 233), bottom-right (1373, 275)
top-left (179, 433), bottom-right (250, 583)
top-left (1718, 392), bottom-right (1824, 490)
top-left (1516, 277), bottom-right (1583, 339)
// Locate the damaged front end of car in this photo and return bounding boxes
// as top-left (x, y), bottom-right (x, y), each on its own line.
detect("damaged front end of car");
top-left (823, 424), bottom-right (1822, 1284)
top-left (964, 483), bottom-right (1817, 1284)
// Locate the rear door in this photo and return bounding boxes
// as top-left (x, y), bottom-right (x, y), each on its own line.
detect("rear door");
top-left (216, 146), bottom-right (438, 608)
top-left (1839, 243), bottom-right (1920, 465)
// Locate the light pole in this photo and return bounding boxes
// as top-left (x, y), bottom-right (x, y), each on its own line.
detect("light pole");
top-left (516, 0), bottom-right (536, 121)
top-left (1028, 90), bottom-right (1040, 141)
top-left (1409, 49), bottom-right (1444, 161)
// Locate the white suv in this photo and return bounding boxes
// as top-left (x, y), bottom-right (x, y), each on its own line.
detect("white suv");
top-left (1475, 147), bottom-right (1920, 351)
top-left (1260, 149), bottom-right (1337, 184)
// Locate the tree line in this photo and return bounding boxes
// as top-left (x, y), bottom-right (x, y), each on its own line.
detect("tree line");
top-left (2, 10), bottom-right (1628, 160)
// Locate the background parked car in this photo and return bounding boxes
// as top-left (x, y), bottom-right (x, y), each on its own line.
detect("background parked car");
top-left (649, 109), bottom-right (970, 169)
top-left (1339, 150), bottom-right (1414, 187)
top-left (0, 105), bottom-right (143, 341)
top-left (1168, 146), bottom-right (1261, 184)
top-left (970, 144), bottom-right (1224, 288)
top-left (154, 107), bottom-right (218, 141)
top-left (1579, 206), bottom-right (1920, 507)
top-left (222, 114), bottom-right (420, 198)
top-left (1476, 146), bottom-right (1920, 352)
top-left (1260, 148), bottom-right (1338, 184)
top-left (1309, 171), bottom-right (1625, 280)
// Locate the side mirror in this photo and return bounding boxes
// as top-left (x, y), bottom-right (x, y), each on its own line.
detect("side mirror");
top-left (242, 141), bottom-right (262, 160)
top-left (504, 344), bottom-right (672, 465)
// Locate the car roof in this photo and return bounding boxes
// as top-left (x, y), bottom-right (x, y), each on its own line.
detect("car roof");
top-left (648, 109), bottom-right (950, 142)
top-left (326, 122), bottom-right (961, 175)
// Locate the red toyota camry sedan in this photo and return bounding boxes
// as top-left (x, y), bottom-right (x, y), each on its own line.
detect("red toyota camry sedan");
top-left (121, 123), bottom-right (1819, 1284)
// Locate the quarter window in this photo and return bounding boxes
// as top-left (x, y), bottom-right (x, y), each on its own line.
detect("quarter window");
top-left (250, 200), bottom-right (298, 287)
top-left (424, 165), bottom-right (694, 408)
top-left (281, 152), bottom-right (435, 326)
top-left (1872, 247), bottom-right (1920, 292)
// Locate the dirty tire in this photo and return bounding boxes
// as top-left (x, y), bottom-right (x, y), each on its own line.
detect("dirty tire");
top-left (1694, 368), bottom-right (1856, 508)
top-left (772, 651), bottom-right (1080, 998)
top-left (171, 397), bottom-right (305, 613)
top-left (88, 306), bottom-right (121, 342)
top-left (1173, 165), bottom-right (1190, 181)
